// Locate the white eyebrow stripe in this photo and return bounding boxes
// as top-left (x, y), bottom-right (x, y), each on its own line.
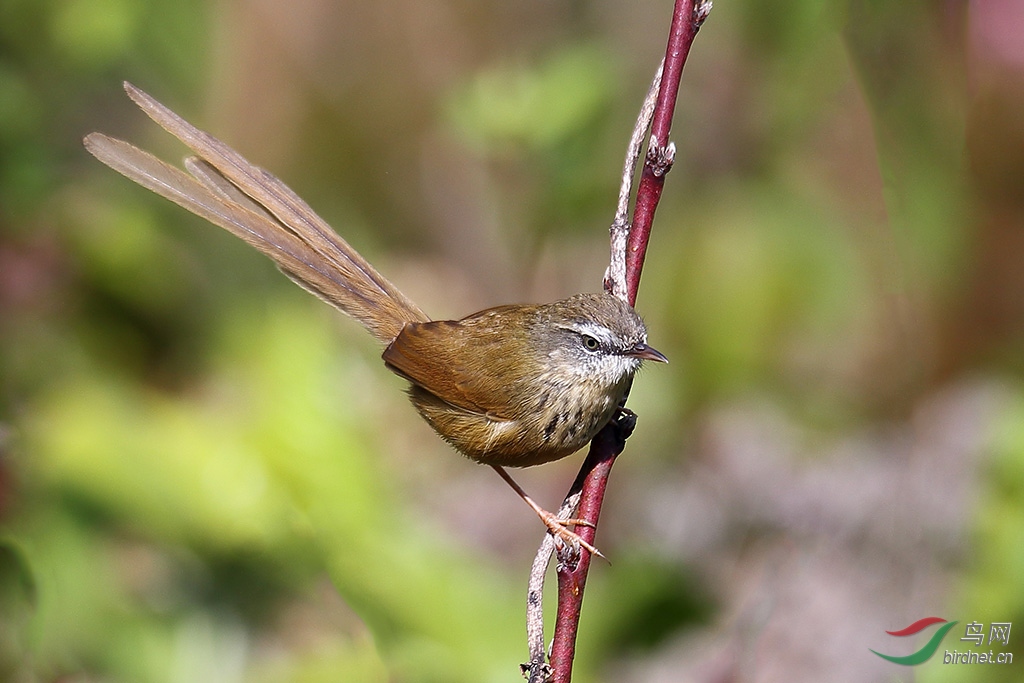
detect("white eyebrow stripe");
top-left (563, 322), bottom-right (616, 345)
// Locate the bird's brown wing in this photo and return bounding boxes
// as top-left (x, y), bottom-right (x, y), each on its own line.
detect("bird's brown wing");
top-left (382, 309), bottom-right (528, 420)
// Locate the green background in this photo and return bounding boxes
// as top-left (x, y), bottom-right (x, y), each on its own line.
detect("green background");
top-left (1, 0), bottom-right (1022, 681)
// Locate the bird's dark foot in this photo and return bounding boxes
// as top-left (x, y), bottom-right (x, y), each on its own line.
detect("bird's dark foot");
top-left (611, 407), bottom-right (637, 446)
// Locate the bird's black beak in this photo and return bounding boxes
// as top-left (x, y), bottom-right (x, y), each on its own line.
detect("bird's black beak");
top-left (626, 343), bottom-right (668, 363)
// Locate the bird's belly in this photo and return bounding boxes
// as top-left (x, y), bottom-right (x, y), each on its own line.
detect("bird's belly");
top-left (406, 385), bottom-right (621, 467)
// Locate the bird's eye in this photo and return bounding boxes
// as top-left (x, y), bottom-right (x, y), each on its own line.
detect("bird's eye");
top-left (581, 334), bottom-right (600, 351)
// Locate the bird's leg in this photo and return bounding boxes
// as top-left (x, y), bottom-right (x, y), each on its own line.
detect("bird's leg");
top-left (490, 465), bottom-right (605, 560)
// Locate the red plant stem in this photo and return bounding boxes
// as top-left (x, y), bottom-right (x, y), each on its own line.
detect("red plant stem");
top-left (548, 1), bottom-right (706, 680)
top-left (547, 428), bottom-right (621, 679)
top-left (625, 0), bottom-right (703, 307)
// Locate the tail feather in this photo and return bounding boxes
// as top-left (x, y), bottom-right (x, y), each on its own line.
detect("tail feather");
top-left (83, 82), bottom-right (427, 343)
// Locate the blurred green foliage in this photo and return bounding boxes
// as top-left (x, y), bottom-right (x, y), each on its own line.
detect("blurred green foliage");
top-left (2, 0), bottom-right (1024, 681)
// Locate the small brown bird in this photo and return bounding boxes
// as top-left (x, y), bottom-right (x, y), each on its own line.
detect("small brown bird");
top-left (84, 83), bottom-right (666, 554)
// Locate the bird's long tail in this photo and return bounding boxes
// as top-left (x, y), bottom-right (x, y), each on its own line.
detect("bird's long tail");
top-left (84, 82), bottom-right (428, 343)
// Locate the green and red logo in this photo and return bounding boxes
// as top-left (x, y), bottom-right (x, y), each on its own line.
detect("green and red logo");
top-left (871, 617), bottom-right (959, 666)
